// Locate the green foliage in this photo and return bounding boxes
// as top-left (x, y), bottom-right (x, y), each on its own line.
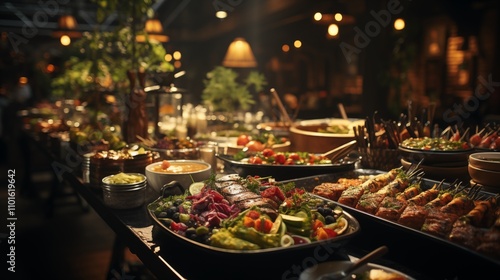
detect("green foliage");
top-left (51, 27), bottom-right (173, 99)
top-left (202, 66), bottom-right (267, 112)
top-left (245, 71), bottom-right (267, 93)
top-left (51, 0), bottom-right (172, 99)
top-left (94, 0), bottom-right (154, 25)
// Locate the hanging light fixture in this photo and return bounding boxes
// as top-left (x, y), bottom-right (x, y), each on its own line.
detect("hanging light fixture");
top-left (52, 14), bottom-right (81, 39)
top-left (222, 37), bottom-right (257, 68)
top-left (136, 18), bottom-right (169, 43)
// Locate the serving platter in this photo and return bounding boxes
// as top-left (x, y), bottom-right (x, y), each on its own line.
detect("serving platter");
top-left (148, 185), bottom-right (360, 254)
top-left (147, 174), bottom-right (362, 279)
top-left (398, 145), bottom-right (473, 164)
top-left (216, 154), bottom-right (356, 181)
top-left (284, 170), bottom-right (500, 279)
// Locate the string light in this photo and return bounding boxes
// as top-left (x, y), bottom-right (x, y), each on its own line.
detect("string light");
top-left (293, 40), bottom-right (302, 48)
top-left (394, 18), bottom-right (405, 31)
top-left (314, 12), bottom-right (322, 21)
top-left (328, 24), bottom-right (339, 37)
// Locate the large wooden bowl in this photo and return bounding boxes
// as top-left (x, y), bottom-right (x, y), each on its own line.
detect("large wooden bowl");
top-left (289, 118), bottom-right (363, 153)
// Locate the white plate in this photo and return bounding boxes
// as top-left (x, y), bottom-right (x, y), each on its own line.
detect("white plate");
top-left (299, 260), bottom-right (416, 280)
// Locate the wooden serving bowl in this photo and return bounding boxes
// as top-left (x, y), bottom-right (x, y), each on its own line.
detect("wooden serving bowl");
top-left (288, 118), bottom-right (363, 153)
top-left (468, 164), bottom-right (500, 188)
top-left (469, 152), bottom-right (500, 172)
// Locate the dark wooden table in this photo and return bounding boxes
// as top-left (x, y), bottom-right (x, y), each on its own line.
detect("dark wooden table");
top-left (26, 131), bottom-right (499, 280)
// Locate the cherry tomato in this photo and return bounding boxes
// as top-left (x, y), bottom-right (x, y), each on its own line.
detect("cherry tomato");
top-left (284, 158), bottom-right (295, 165)
top-left (469, 133), bottom-right (482, 147)
top-left (494, 136), bottom-right (500, 148)
top-left (479, 135), bottom-right (495, 148)
top-left (274, 153), bottom-right (286, 164)
top-left (246, 210), bottom-right (260, 219)
top-left (308, 154), bottom-right (318, 164)
top-left (315, 227), bottom-right (337, 240)
top-left (161, 160), bottom-right (171, 169)
top-left (237, 134), bottom-right (250, 146)
top-left (490, 141), bottom-right (497, 150)
top-left (262, 148), bottom-right (275, 157)
top-left (450, 131), bottom-right (461, 141)
top-left (288, 153), bottom-right (300, 161)
top-left (246, 140), bottom-right (265, 152)
top-left (312, 219), bottom-right (324, 231)
top-left (249, 156), bottom-right (263, 164)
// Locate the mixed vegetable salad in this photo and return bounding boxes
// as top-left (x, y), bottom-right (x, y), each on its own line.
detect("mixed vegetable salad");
top-left (400, 137), bottom-right (471, 151)
top-left (149, 175), bottom-right (351, 251)
top-left (233, 148), bottom-right (332, 165)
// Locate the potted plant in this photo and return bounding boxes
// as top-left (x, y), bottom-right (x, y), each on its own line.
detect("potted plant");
top-left (51, 0), bottom-right (174, 144)
top-left (201, 66), bottom-right (267, 114)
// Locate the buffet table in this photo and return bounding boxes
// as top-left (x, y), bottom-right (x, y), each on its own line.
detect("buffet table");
top-left (25, 131), bottom-right (499, 280)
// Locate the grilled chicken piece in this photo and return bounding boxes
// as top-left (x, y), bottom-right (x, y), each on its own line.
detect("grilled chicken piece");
top-left (338, 178), bottom-right (365, 186)
top-left (378, 177), bottom-right (410, 197)
top-left (338, 186), bottom-right (364, 207)
top-left (359, 168), bottom-right (401, 193)
top-left (398, 204), bottom-right (429, 229)
top-left (396, 185), bottom-right (421, 201)
top-left (424, 192), bottom-right (454, 209)
top-left (466, 198), bottom-right (496, 228)
top-left (448, 218), bottom-right (483, 249)
top-left (440, 196), bottom-right (476, 217)
top-left (407, 187), bottom-right (440, 206)
top-left (376, 196), bottom-right (408, 222)
top-left (421, 208), bottom-right (459, 238)
top-left (313, 183), bottom-right (348, 202)
top-left (313, 178), bottom-right (365, 202)
top-left (356, 192), bottom-right (386, 214)
top-left (477, 229), bottom-right (500, 258)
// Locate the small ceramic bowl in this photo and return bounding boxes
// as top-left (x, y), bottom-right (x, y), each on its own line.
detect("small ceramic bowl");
top-left (469, 152), bottom-right (500, 172)
top-left (145, 160), bottom-right (212, 194)
top-left (468, 164), bottom-right (500, 188)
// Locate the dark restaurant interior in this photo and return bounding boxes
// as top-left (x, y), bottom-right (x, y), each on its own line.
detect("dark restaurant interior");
top-left (1, 0), bottom-right (500, 279)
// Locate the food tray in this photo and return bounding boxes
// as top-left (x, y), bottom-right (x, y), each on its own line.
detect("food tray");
top-left (283, 170), bottom-right (500, 279)
top-left (216, 154), bottom-right (356, 181)
top-left (147, 175), bottom-right (361, 279)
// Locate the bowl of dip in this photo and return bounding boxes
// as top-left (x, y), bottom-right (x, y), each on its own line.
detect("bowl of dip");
top-left (145, 160), bottom-right (212, 194)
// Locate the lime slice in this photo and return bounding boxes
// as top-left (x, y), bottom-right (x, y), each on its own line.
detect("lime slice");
top-left (334, 217), bottom-right (349, 235)
top-left (270, 215), bottom-right (283, 234)
top-left (279, 221), bottom-right (287, 236)
top-left (189, 182), bottom-right (205, 195)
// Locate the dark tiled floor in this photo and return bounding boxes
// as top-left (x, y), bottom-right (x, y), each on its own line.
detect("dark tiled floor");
top-left (0, 135), bottom-right (156, 280)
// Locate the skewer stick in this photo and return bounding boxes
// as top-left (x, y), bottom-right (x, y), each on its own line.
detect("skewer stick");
top-left (270, 88), bottom-right (293, 125)
top-left (338, 103), bottom-right (348, 120)
top-left (321, 140), bottom-right (357, 158)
